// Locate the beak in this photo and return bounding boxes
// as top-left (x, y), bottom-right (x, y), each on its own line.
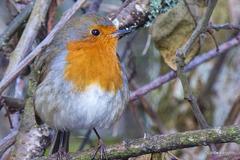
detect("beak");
top-left (111, 30), bottom-right (130, 37)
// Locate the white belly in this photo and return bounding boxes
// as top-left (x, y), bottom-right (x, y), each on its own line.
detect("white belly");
top-left (35, 83), bottom-right (128, 131)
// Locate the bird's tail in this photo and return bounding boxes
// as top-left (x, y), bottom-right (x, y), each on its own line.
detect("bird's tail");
top-left (49, 130), bottom-right (70, 154)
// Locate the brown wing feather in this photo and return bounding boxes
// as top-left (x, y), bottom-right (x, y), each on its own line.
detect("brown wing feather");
top-left (33, 45), bottom-right (63, 125)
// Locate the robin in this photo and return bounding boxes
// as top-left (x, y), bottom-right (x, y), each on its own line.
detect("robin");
top-left (34, 13), bottom-right (129, 159)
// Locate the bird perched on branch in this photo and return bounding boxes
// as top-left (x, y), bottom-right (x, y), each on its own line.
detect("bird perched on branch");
top-left (34, 13), bottom-right (129, 159)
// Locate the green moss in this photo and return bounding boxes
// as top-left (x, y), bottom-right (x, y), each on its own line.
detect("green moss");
top-left (148, 0), bottom-right (181, 24)
top-left (235, 137), bottom-right (240, 144)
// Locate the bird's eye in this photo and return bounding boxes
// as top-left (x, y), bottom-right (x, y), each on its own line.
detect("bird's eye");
top-left (91, 29), bottom-right (100, 36)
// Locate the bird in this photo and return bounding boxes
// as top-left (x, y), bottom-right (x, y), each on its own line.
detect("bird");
top-left (33, 13), bottom-right (129, 159)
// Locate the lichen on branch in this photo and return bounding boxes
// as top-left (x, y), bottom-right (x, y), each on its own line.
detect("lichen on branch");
top-left (111, 0), bottom-right (181, 31)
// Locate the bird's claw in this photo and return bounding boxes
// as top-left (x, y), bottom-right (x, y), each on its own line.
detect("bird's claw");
top-left (56, 145), bottom-right (69, 160)
top-left (91, 139), bottom-right (108, 160)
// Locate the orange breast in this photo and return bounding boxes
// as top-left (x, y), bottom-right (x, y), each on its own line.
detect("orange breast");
top-left (64, 37), bottom-right (123, 93)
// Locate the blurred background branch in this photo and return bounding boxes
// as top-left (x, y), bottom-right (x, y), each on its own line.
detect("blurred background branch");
top-left (0, 1), bottom-right (34, 51)
top-left (129, 32), bottom-right (240, 101)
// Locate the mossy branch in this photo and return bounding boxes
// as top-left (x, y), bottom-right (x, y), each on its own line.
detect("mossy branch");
top-left (35, 125), bottom-right (240, 160)
top-left (9, 69), bottom-right (51, 159)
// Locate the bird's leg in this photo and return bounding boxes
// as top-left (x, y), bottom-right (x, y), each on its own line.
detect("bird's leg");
top-left (56, 131), bottom-right (69, 160)
top-left (91, 128), bottom-right (108, 160)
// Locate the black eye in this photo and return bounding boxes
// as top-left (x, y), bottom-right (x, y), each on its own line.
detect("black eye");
top-left (91, 29), bottom-right (100, 36)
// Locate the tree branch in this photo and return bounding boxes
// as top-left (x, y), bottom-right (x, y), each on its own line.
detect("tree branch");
top-left (177, 0), bottom-right (218, 58)
top-left (129, 79), bottom-right (167, 134)
top-left (175, 0), bottom-right (219, 152)
top-left (175, 0), bottom-right (218, 130)
top-left (87, 0), bottom-right (103, 13)
top-left (35, 125), bottom-right (240, 160)
top-left (129, 33), bottom-right (240, 101)
top-left (210, 23), bottom-right (240, 31)
top-left (0, 1), bottom-right (34, 51)
top-left (0, 96), bottom-right (25, 111)
top-left (208, 152), bottom-right (240, 160)
top-left (2, 0), bottom-right (52, 98)
top-left (0, 129), bottom-right (18, 156)
top-left (111, 0), bottom-right (181, 30)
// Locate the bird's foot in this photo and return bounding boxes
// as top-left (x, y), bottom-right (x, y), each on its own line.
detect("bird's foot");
top-left (91, 138), bottom-right (108, 160)
top-left (56, 145), bottom-right (69, 160)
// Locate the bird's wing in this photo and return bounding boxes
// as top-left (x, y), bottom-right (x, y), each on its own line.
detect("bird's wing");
top-left (34, 45), bottom-right (62, 85)
top-left (33, 45), bottom-right (63, 125)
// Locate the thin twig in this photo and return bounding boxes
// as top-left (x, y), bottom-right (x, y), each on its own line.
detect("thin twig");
top-left (129, 101), bottom-right (145, 135)
top-left (78, 130), bottom-right (92, 151)
top-left (207, 26), bottom-right (219, 52)
top-left (207, 153), bottom-right (240, 160)
top-left (141, 33), bottom-right (152, 56)
top-left (77, 1), bottom-right (119, 13)
top-left (175, 0), bottom-right (218, 129)
top-left (87, 0), bottom-right (103, 13)
top-left (176, 0), bottom-right (219, 152)
top-left (109, 0), bottom-right (133, 21)
top-left (9, 0), bottom-right (21, 13)
top-left (167, 151), bottom-right (183, 160)
top-left (129, 79), bottom-right (167, 134)
top-left (177, 0), bottom-right (218, 58)
top-left (120, 30), bottom-right (138, 61)
top-left (197, 51), bottom-right (227, 117)
top-left (199, 51), bottom-right (227, 99)
top-left (183, 0), bottom-right (197, 26)
top-left (224, 95), bottom-right (240, 126)
top-left (210, 23), bottom-right (240, 31)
